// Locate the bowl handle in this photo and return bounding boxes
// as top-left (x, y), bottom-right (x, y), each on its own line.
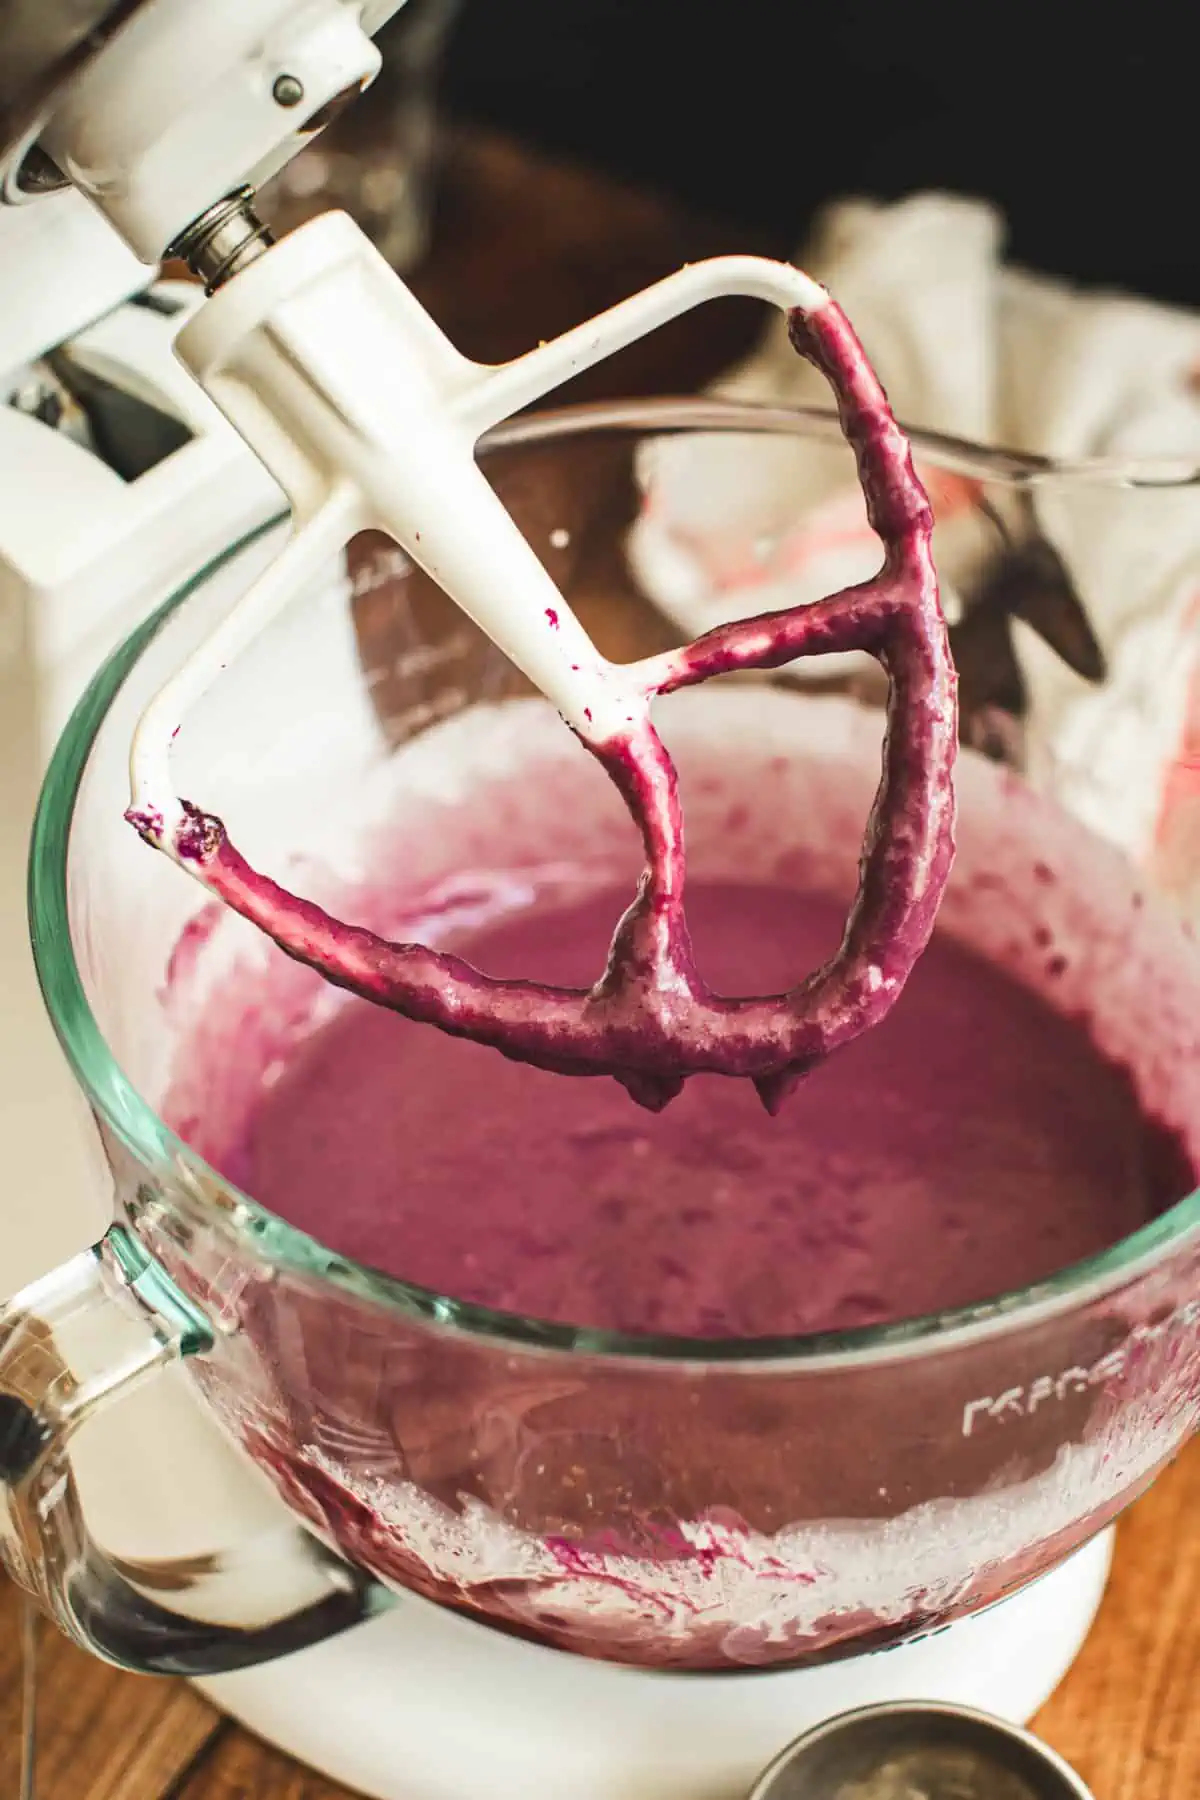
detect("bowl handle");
top-left (0, 1227), bottom-right (391, 1675)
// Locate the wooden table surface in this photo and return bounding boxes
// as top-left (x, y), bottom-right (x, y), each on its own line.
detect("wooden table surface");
top-left (4, 125), bottom-right (1199, 1798)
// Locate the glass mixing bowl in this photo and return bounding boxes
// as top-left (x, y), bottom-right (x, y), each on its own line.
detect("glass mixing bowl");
top-left (5, 399), bottom-right (1200, 1679)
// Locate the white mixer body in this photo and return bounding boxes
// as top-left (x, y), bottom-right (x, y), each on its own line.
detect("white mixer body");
top-left (0, 188), bottom-right (154, 380)
top-left (8, 0), bottom-right (405, 262)
top-left (0, 276), bottom-right (278, 1295)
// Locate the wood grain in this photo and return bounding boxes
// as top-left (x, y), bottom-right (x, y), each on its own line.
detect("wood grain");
top-left (175, 1729), bottom-right (348, 1800)
top-left (1037, 1437), bottom-right (1200, 1799)
top-left (6, 124), bottom-right (1198, 1799)
top-left (0, 1582), bottom-right (219, 1799)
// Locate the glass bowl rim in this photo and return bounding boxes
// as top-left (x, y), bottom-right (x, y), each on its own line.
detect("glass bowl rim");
top-left (28, 396), bottom-right (1200, 1367)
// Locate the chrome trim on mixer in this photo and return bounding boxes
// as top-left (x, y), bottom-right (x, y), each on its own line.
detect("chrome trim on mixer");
top-left (169, 189), bottom-right (277, 296)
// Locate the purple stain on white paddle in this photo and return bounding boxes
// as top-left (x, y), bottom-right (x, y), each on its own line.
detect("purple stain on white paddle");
top-left (126, 299), bottom-right (957, 1112)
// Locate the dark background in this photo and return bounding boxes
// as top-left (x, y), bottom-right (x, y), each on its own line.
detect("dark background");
top-left (419, 1), bottom-right (1195, 307)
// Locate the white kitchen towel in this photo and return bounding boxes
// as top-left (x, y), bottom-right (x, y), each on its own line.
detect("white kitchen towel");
top-left (630, 194), bottom-right (1200, 888)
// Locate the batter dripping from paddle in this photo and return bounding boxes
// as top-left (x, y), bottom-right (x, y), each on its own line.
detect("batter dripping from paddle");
top-left (129, 296), bottom-right (957, 1112)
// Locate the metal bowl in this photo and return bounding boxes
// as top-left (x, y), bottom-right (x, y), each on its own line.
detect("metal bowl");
top-left (750, 1702), bottom-right (1094, 1800)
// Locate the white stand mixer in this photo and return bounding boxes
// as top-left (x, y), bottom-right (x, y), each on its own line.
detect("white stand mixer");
top-left (0, 3), bottom-right (1117, 1795)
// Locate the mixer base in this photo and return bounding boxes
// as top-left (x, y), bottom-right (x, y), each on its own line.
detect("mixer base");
top-left (196, 1527), bottom-right (1112, 1800)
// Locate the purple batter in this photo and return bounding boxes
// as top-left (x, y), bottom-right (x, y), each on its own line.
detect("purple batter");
top-left (220, 874), bottom-right (1192, 1340)
top-left (132, 299), bottom-right (957, 1112)
top-left (158, 705), bottom-right (1200, 1671)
